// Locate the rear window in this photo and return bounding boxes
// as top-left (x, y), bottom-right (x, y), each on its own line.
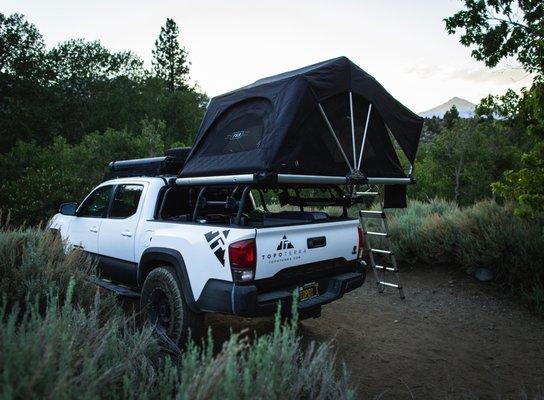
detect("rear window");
top-left (110, 184), bottom-right (143, 218)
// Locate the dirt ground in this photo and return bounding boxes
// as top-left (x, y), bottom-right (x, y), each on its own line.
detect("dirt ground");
top-left (205, 268), bottom-right (544, 399)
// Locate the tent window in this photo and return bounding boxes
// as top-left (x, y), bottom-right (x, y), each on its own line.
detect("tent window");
top-left (201, 98), bottom-right (272, 156)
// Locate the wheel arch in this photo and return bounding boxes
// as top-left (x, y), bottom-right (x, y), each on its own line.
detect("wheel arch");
top-left (138, 247), bottom-right (199, 312)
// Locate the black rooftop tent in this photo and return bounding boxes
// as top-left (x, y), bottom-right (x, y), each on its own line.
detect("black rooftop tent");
top-left (178, 56), bottom-right (423, 186)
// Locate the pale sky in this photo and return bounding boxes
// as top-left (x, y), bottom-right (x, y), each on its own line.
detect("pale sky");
top-left (3, 0), bottom-right (534, 112)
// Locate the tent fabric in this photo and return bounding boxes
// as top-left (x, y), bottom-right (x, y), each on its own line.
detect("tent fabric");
top-left (180, 57), bottom-right (423, 179)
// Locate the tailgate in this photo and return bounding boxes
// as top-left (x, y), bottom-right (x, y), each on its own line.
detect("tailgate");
top-left (254, 219), bottom-right (359, 280)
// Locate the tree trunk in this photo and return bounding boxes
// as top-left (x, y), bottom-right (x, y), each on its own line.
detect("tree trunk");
top-left (454, 153), bottom-right (464, 203)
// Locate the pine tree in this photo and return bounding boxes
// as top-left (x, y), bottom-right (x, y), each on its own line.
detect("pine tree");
top-left (443, 105), bottom-right (460, 129)
top-left (152, 18), bottom-right (189, 91)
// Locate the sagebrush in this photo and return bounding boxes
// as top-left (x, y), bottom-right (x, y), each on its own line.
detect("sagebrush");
top-left (0, 227), bottom-right (354, 400)
top-left (364, 199), bottom-right (544, 313)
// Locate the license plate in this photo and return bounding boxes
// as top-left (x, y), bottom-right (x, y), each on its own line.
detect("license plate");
top-left (299, 282), bottom-right (319, 302)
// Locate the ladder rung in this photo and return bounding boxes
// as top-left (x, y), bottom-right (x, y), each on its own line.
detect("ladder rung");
top-left (355, 191), bottom-right (379, 197)
top-left (365, 231), bottom-right (389, 237)
top-left (377, 281), bottom-right (401, 288)
top-left (374, 265), bottom-right (397, 272)
top-left (370, 248), bottom-right (393, 255)
top-left (359, 210), bottom-right (386, 219)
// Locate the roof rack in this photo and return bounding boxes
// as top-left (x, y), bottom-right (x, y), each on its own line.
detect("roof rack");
top-left (174, 173), bottom-right (414, 187)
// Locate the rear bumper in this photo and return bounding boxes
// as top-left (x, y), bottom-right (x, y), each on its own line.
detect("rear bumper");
top-left (196, 260), bottom-right (366, 317)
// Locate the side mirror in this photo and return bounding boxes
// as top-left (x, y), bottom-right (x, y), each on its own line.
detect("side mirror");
top-left (59, 202), bottom-right (78, 216)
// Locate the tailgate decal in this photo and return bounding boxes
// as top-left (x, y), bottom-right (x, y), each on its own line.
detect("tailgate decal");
top-left (262, 235), bottom-right (307, 265)
top-left (277, 235), bottom-right (294, 250)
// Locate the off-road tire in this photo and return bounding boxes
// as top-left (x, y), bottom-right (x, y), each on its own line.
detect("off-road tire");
top-left (141, 266), bottom-right (204, 344)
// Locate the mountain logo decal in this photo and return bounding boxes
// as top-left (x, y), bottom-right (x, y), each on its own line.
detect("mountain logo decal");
top-left (277, 235), bottom-right (294, 251)
top-left (205, 229), bottom-right (230, 266)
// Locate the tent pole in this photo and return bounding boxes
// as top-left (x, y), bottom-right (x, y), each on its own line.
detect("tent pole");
top-left (357, 103), bottom-right (372, 171)
top-left (318, 103), bottom-right (353, 172)
top-left (349, 92), bottom-right (357, 168)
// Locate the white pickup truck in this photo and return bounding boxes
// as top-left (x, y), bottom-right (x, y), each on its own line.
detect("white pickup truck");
top-left (49, 175), bottom-right (366, 343)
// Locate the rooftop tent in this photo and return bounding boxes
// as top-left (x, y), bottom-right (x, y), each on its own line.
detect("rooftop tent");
top-left (179, 57), bottom-right (423, 182)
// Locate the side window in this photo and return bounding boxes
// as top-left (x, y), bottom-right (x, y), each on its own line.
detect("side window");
top-left (77, 186), bottom-right (113, 218)
top-left (110, 184), bottom-right (144, 218)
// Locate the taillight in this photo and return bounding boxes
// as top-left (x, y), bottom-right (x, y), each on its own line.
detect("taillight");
top-left (229, 239), bottom-right (256, 283)
top-left (357, 226), bottom-right (365, 255)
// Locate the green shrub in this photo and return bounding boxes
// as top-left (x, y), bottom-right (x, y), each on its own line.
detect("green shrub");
top-left (377, 199), bottom-right (544, 313)
top-left (167, 312), bottom-right (354, 400)
top-left (0, 293), bottom-right (354, 400)
top-left (409, 118), bottom-right (521, 206)
top-left (0, 294), bottom-right (160, 400)
top-left (0, 120), bottom-right (166, 226)
top-left (0, 226), bottom-right (96, 311)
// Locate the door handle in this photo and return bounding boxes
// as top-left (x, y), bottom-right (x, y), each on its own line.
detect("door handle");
top-left (307, 236), bottom-right (326, 249)
top-left (89, 226), bottom-right (98, 233)
top-left (121, 230), bottom-right (133, 237)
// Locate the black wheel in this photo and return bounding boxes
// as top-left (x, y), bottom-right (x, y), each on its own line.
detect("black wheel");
top-left (141, 266), bottom-right (204, 344)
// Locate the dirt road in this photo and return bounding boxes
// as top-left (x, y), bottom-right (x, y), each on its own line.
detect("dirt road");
top-left (206, 268), bottom-right (544, 399)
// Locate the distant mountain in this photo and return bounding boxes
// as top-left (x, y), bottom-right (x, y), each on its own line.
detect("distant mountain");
top-left (419, 97), bottom-right (476, 119)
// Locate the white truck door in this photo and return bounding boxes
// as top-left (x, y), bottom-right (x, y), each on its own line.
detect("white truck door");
top-left (67, 185), bottom-right (114, 254)
top-left (98, 183), bottom-right (145, 262)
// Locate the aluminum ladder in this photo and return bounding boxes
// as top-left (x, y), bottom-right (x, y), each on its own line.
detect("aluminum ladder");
top-left (359, 209), bottom-right (405, 299)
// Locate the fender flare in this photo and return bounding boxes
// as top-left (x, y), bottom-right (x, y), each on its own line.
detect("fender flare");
top-left (138, 247), bottom-right (199, 312)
